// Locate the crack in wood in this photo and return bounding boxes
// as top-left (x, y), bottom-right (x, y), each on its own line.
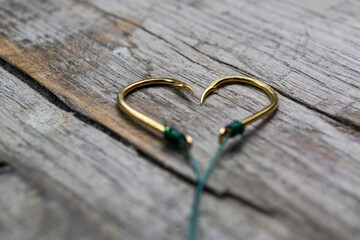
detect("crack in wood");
top-left (0, 57), bottom-right (276, 215)
top-left (171, 39), bottom-right (360, 133)
top-left (0, 58), bottom-right (74, 114)
top-left (82, 0), bottom-right (360, 133)
top-left (0, 162), bottom-right (12, 173)
top-left (1, 1), bottom-right (360, 238)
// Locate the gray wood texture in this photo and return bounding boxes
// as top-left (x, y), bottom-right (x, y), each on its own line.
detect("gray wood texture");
top-left (0, 168), bottom-right (107, 240)
top-left (0, 66), bottom-right (291, 240)
top-left (1, 0), bottom-right (359, 239)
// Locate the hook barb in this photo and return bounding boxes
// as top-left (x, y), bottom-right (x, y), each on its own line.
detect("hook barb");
top-left (175, 82), bottom-right (195, 95)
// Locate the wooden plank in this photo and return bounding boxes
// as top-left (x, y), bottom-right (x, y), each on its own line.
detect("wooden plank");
top-left (1, 0), bottom-right (360, 238)
top-left (86, 0), bottom-right (360, 128)
top-left (0, 66), bottom-right (296, 239)
top-left (0, 168), bottom-right (108, 240)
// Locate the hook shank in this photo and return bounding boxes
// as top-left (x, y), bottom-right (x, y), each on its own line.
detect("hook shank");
top-left (201, 75), bottom-right (279, 143)
top-left (118, 78), bottom-right (194, 145)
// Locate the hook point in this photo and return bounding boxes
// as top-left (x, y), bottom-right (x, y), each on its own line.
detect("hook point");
top-left (200, 93), bottom-right (206, 104)
top-left (200, 87), bottom-right (217, 104)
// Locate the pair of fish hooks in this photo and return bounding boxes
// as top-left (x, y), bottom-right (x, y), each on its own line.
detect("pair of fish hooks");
top-left (117, 76), bottom-right (279, 240)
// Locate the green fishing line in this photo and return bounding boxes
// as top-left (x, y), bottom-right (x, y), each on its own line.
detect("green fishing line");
top-left (185, 136), bottom-right (230, 240)
top-left (118, 76), bottom-right (277, 240)
top-left (164, 126), bottom-right (201, 179)
top-left (164, 122), bottom-right (244, 240)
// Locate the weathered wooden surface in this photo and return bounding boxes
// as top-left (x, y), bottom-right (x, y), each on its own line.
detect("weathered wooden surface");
top-left (1, 0), bottom-right (360, 239)
top-left (0, 66), bottom-right (293, 240)
top-left (0, 167), bottom-right (107, 240)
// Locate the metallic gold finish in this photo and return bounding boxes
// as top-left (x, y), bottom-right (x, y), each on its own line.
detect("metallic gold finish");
top-left (118, 76), bottom-right (278, 146)
top-left (201, 76), bottom-right (279, 143)
top-left (218, 127), bottom-right (227, 144)
top-left (117, 78), bottom-right (194, 145)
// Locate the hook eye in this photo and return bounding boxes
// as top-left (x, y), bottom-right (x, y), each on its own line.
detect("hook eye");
top-left (201, 75), bottom-right (279, 143)
top-left (118, 78), bottom-right (194, 147)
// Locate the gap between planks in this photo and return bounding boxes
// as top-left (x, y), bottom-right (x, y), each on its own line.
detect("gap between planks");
top-left (0, 58), bottom-right (275, 214)
top-left (0, 162), bottom-right (13, 174)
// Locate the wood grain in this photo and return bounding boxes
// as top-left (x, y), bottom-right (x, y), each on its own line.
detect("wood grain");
top-left (1, 66), bottom-right (295, 240)
top-left (0, 169), bottom-right (108, 240)
top-left (1, 0), bottom-right (360, 239)
top-left (87, 0), bottom-right (360, 128)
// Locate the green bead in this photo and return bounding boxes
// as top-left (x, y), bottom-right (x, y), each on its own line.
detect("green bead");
top-left (164, 126), bottom-right (187, 149)
top-left (227, 121), bottom-right (244, 137)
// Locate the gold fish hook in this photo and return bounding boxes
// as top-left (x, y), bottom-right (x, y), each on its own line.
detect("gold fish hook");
top-left (201, 76), bottom-right (279, 144)
top-left (117, 78), bottom-right (194, 147)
